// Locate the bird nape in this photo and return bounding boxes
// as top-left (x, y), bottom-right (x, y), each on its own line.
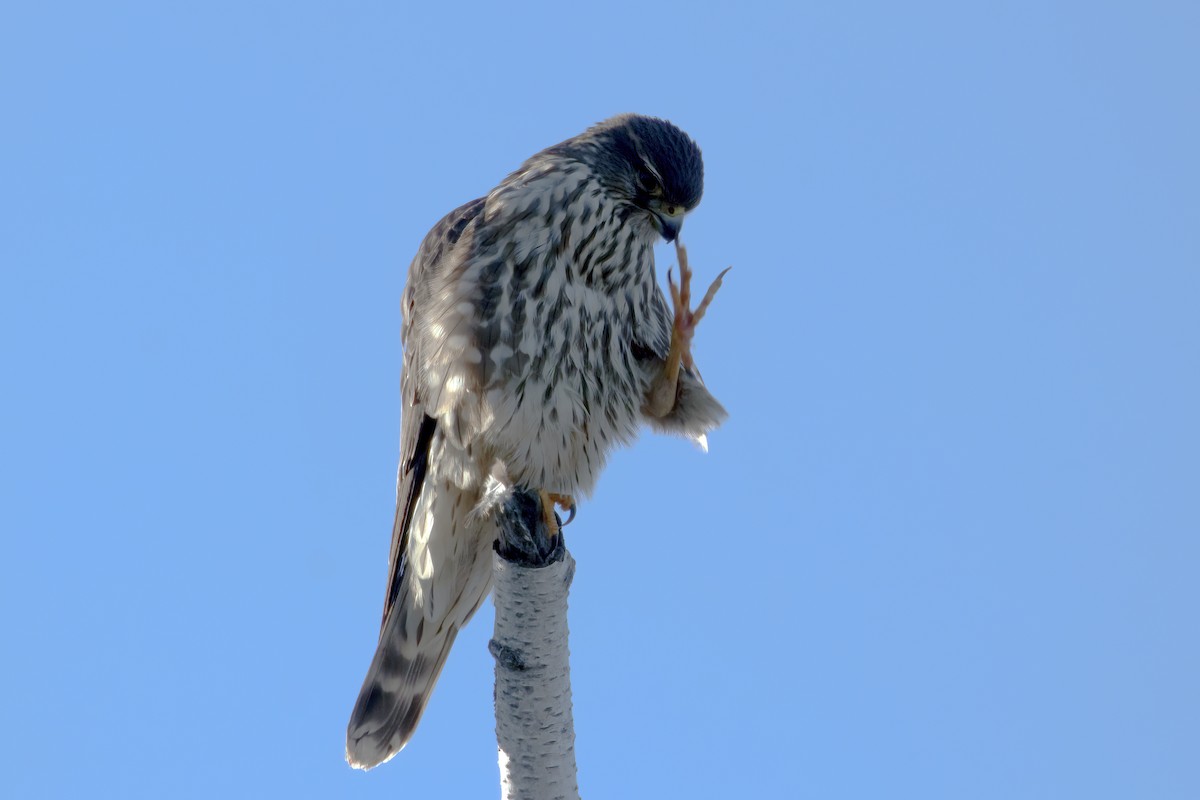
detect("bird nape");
top-left (346, 113), bottom-right (729, 770)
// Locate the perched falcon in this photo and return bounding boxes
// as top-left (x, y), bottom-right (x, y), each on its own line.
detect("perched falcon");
top-left (346, 114), bottom-right (728, 769)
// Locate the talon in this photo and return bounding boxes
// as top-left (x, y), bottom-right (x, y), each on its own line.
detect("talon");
top-left (691, 267), bottom-right (731, 326)
top-left (645, 240), bottom-right (729, 418)
top-left (537, 490), bottom-right (577, 533)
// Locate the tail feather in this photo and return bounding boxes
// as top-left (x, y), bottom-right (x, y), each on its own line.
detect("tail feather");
top-left (346, 453), bottom-right (496, 769)
top-left (346, 596), bottom-right (459, 769)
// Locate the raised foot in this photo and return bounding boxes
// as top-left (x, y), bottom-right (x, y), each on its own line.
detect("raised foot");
top-left (668, 241), bottom-right (731, 374)
top-left (646, 240), bottom-right (730, 417)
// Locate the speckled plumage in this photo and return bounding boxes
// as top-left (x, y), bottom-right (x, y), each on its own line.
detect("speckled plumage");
top-left (346, 114), bottom-right (727, 769)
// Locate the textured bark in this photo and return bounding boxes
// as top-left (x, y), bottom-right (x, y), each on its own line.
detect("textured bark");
top-left (490, 490), bottom-right (581, 800)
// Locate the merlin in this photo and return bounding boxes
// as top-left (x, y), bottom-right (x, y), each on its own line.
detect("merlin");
top-left (346, 114), bottom-right (728, 769)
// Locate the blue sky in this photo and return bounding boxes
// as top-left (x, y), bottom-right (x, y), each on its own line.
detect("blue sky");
top-left (3, 1), bottom-right (1197, 797)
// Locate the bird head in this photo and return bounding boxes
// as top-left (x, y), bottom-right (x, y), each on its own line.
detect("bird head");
top-left (558, 114), bottom-right (704, 242)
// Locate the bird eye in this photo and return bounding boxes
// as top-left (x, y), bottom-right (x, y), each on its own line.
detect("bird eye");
top-left (637, 167), bottom-right (661, 195)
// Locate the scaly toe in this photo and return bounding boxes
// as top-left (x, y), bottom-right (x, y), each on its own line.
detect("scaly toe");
top-left (537, 490), bottom-right (578, 534)
top-left (547, 492), bottom-right (577, 527)
top-left (537, 489), bottom-right (560, 535)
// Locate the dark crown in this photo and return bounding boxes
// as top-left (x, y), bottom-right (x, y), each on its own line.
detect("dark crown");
top-left (556, 114), bottom-right (705, 211)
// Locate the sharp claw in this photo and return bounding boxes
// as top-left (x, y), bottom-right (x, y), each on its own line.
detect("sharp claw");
top-left (540, 491), bottom-right (577, 530)
top-left (691, 267), bottom-right (731, 325)
top-left (652, 241), bottom-right (728, 417)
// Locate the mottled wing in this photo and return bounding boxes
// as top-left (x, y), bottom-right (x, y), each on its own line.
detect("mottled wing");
top-left (380, 197), bottom-right (488, 623)
top-left (347, 199), bottom-right (490, 769)
top-left (380, 410), bottom-right (435, 626)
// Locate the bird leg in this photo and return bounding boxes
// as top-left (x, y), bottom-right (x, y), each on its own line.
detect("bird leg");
top-left (645, 241), bottom-right (730, 418)
top-left (537, 489), bottom-right (576, 535)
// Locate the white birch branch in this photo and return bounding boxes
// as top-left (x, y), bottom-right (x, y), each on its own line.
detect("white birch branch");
top-left (490, 490), bottom-right (581, 800)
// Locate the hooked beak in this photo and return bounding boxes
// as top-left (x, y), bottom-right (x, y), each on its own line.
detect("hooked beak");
top-left (649, 199), bottom-right (685, 242)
